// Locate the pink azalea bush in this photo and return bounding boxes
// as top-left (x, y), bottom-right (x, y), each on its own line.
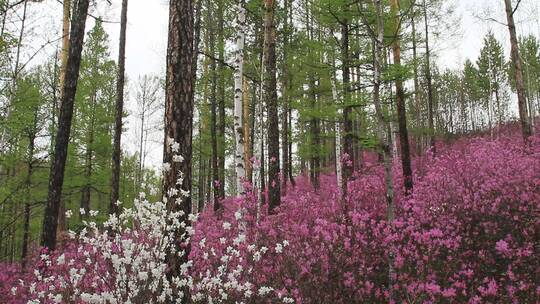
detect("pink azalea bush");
top-left (191, 132), bottom-right (540, 303)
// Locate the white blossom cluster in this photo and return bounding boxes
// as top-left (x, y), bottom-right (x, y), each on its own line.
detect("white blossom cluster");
top-left (19, 140), bottom-right (294, 303)
top-left (191, 210), bottom-right (293, 303)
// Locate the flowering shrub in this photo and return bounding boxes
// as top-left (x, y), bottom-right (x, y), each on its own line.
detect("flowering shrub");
top-left (1, 132), bottom-right (539, 303)
top-left (192, 131), bottom-right (540, 303)
top-left (3, 140), bottom-right (289, 304)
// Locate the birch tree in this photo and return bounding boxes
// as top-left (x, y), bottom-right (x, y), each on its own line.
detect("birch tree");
top-left (233, 0), bottom-right (246, 195)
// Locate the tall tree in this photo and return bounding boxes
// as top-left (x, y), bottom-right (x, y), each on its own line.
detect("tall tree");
top-left (423, 0), bottom-right (436, 154)
top-left (281, 0), bottom-right (291, 194)
top-left (518, 35), bottom-right (540, 128)
top-left (477, 32), bottom-right (507, 133)
top-left (41, 0), bottom-right (90, 250)
top-left (390, 0), bottom-right (413, 193)
top-left (217, 0), bottom-right (226, 200)
top-left (207, 0), bottom-right (220, 211)
top-left (504, 0), bottom-right (532, 142)
top-left (58, 0), bottom-right (70, 99)
top-left (110, 0), bottom-right (128, 215)
top-left (263, 0), bottom-right (280, 212)
top-left (163, 1), bottom-right (193, 302)
top-left (340, 2), bottom-right (352, 204)
top-left (75, 20), bottom-right (116, 220)
top-left (233, 0), bottom-right (246, 194)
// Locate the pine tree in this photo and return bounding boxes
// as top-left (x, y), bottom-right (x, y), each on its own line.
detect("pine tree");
top-left (41, 0), bottom-right (90, 251)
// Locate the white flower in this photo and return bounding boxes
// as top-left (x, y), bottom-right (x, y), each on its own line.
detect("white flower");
top-left (65, 210), bottom-right (73, 219)
top-left (79, 208), bottom-right (86, 215)
top-left (188, 213), bottom-right (198, 222)
top-left (56, 254), bottom-right (65, 265)
top-left (222, 222), bottom-right (231, 230)
top-left (234, 210), bottom-right (242, 221)
top-left (199, 238), bottom-right (206, 248)
top-left (252, 251), bottom-right (261, 261)
top-left (173, 154), bottom-right (184, 162)
top-left (162, 162), bottom-right (171, 172)
top-left (171, 142), bottom-right (180, 153)
top-left (233, 234), bottom-right (246, 246)
top-left (258, 286), bottom-right (273, 296)
top-left (283, 297), bottom-right (294, 303)
top-left (275, 243), bottom-right (283, 254)
top-left (138, 271), bottom-right (148, 281)
top-left (68, 230), bottom-right (76, 239)
top-left (283, 240), bottom-right (289, 247)
top-left (89, 210), bottom-right (99, 217)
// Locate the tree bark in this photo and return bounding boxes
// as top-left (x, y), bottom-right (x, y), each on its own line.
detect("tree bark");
top-left (58, 0), bottom-right (70, 101)
top-left (331, 59), bottom-right (343, 200)
top-left (110, 0), bottom-right (128, 215)
top-left (341, 8), bottom-right (352, 204)
top-left (423, 0), bottom-right (436, 154)
top-left (263, 0), bottom-right (280, 213)
top-left (163, 0), bottom-right (193, 302)
top-left (41, 0), bottom-right (90, 251)
top-left (233, 0), bottom-right (246, 194)
top-left (281, 0), bottom-right (291, 195)
top-left (372, 0), bottom-right (395, 299)
top-left (504, 0), bottom-right (532, 142)
top-left (390, 0), bottom-right (413, 194)
top-left (243, 78), bottom-right (252, 183)
top-left (411, 9), bottom-right (422, 155)
top-left (217, 1), bottom-right (226, 200)
top-left (207, 0), bottom-right (220, 211)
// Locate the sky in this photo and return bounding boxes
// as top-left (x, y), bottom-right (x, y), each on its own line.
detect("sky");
top-left (12, 0), bottom-right (540, 168)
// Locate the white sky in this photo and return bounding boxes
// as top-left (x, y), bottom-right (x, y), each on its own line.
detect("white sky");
top-left (12, 0), bottom-right (540, 168)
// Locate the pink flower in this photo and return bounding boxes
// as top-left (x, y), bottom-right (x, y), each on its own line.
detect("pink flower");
top-left (495, 239), bottom-right (510, 256)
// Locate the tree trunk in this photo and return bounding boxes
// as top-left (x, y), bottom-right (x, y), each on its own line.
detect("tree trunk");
top-left (288, 105), bottom-right (295, 186)
top-left (21, 115), bottom-right (37, 268)
top-left (217, 2), bottom-right (226, 200)
top-left (110, 0), bottom-right (128, 215)
top-left (423, 0), bottom-right (435, 154)
top-left (331, 60), bottom-right (343, 200)
top-left (41, 0), bottom-right (90, 251)
top-left (341, 9), bottom-right (352, 204)
top-left (243, 78), bottom-right (252, 183)
top-left (263, 0), bottom-right (280, 213)
top-left (11, 0), bottom-right (27, 86)
top-left (58, 0), bottom-right (71, 102)
top-left (309, 78), bottom-right (320, 190)
top-left (411, 10), bottom-right (422, 155)
top-left (207, 0), bottom-right (220, 211)
top-left (163, 0), bottom-right (193, 302)
top-left (373, 0), bottom-right (395, 299)
top-left (504, 0), bottom-right (532, 142)
top-left (192, 0), bottom-right (202, 80)
top-left (390, 0), bottom-right (413, 194)
top-left (233, 0), bottom-right (246, 194)
top-left (281, 0), bottom-right (291, 195)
